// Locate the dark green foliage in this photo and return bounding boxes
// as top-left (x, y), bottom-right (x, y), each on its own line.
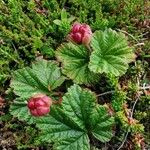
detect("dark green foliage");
top-left (111, 91), bottom-right (127, 112)
top-left (0, 0), bottom-right (71, 88)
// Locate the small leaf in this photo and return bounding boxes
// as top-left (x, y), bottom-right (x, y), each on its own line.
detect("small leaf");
top-left (53, 19), bottom-right (62, 26)
top-left (10, 60), bottom-right (65, 99)
top-left (61, 8), bottom-right (67, 21)
top-left (89, 29), bottom-right (135, 76)
top-left (68, 16), bottom-right (75, 23)
top-left (56, 43), bottom-right (100, 84)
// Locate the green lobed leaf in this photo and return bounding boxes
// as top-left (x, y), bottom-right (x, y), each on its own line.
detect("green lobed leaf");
top-left (36, 106), bottom-right (89, 150)
top-left (89, 29), bottom-right (135, 76)
top-left (10, 59), bottom-right (65, 99)
top-left (35, 84), bottom-right (114, 149)
top-left (61, 84), bottom-right (96, 129)
top-left (56, 42), bottom-right (100, 84)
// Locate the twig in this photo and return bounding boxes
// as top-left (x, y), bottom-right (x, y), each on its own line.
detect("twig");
top-left (117, 95), bottom-right (140, 150)
top-left (97, 90), bottom-right (115, 97)
top-left (126, 96), bottom-right (132, 101)
top-left (130, 96), bottom-right (140, 118)
top-left (117, 132), bottom-right (129, 150)
top-left (134, 43), bottom-right (145, 47)
top-left (138, 31), bottom-right (149, 38)
top-left (140, 37), bottom-right (148, 41)
top-left (140, 86), bottom-right (150, 90)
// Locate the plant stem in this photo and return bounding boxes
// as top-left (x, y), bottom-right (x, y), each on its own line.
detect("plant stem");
top-left (86, 44), bottom-right (92, 55)
top-left (117, 95), bottom-right (140, 150)
top-left (130, 96), bottom-right (140, 118)
top-left (117, 132), bottom-right (129, 150)
top-left (97, 91), bottom-right (115, 97)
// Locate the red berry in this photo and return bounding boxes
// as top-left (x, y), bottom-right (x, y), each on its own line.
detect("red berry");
top-left (30, 109), bottom-right (39, 116)
top-left (80, 24), bottom-right (92, 34)
top-left (27, 100), bottom-right (35, 109)
top-left (72, 33), bottom-right (82, 44)
top-left (69, 22), bottom-right (92, 45)
top-left (82, 33), bottom-right (92, 45)
top-left (36, 107), bottom-right (50, 116)
top-left (71, 23), bottom-right (81, 33)
top-left (27, 94), bottom-right (52, 117)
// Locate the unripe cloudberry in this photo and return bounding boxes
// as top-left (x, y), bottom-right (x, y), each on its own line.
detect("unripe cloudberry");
top-left (27, 94), bottom-right (52, 117)
top-left (68, 23), bottom-right (92, 45)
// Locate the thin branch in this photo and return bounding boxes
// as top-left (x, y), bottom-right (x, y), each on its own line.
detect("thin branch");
top-left (140, 86), bottom-right (150, 90)
top-left (117, 95), bottom-right (140, 150)
top-left (97, 90), bottom-right (115, 97)
top-left (130, 96), bottom-right (140, 118)
top-left (117, 132), bottom-right (129, 150)
top-left (138, 31), bottom-right (149, 38)
top-left (126, 96), bottom-right (132, 101)
top-left (134, 43), bottom-right (145, 47)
